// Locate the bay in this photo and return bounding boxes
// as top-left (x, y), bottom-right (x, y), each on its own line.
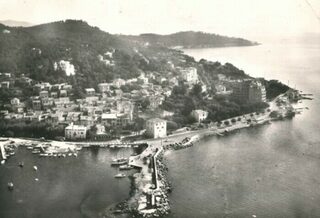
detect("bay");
top-left (165, 42), bottom-right (320, 218)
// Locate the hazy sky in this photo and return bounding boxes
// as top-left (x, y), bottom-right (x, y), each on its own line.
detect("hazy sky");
top-left (0, 0), bottom-right (319, 41)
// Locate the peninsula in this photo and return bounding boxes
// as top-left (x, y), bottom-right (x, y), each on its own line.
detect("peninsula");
top-left (0, 19), bottom-right (311, 218)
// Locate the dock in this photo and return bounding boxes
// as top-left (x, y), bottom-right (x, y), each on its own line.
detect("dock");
top-left (0, 143), bottom-right (7, 160)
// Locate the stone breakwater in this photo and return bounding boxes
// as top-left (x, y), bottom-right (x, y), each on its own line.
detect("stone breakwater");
top-left (102, 135), bottom-right (199, 218)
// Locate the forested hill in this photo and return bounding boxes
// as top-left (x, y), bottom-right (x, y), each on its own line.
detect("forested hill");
top-left (120, 31), bottom-right (259, 49)
top-left (0, 20), bottom-right (251, 90)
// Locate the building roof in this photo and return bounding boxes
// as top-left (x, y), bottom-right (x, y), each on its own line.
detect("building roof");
top-left (147, 118), bottom-right (166, 123)
top-left (65, 124), bottom-right (87, 131)
top-left (101, 113), bottom-right (117, 119)
top-left (85, 88), bottom-right (95, 92)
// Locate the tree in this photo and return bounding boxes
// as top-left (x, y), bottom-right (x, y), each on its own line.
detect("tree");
top-left (190, 84), bottom-right (202, 97)
top-left (4, 130), bottom-right (14, 137)
top-left (224, 120), bottom-right (230, 126)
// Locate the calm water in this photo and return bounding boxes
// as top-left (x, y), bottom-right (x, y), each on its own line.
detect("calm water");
top-left (0, 147), bottom-right (137, 218)
top-left (1, 42), bottom-right (320, 218)
top-left (165, 42), bottom-right (320, 218)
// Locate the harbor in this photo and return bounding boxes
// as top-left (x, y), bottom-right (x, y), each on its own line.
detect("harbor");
top-left (0, 89), bottom-right (311, 218)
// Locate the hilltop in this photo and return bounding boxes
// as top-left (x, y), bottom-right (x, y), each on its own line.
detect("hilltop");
top-left (120, 31), bottom-right (259, 49)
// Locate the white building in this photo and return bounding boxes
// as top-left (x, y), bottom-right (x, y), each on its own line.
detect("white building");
top-left (55, 60), bottom-right (76, 76)
top-left (65, 123), bottom-right (87, 140)
top-left (181, 67), bottom-right (198, 85)
top-left (98, 83), bottom-right (111, 93)
top-left (249, 81), bottom-right (267, 103)
top-left (191, 110), bottom-right (208, 123)
top-left (85, 88), bottom-right (95, 96)
top-left (113, 78), bottom-right (126, 88)
top-left (146, 118), bottom-right (167, 139)
top-left (10, 98), bottom-right (20, 106)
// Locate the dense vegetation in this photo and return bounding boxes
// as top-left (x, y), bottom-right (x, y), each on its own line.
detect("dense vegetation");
top-left (161, 84), bottom-right (269, 128)
top-left (0, 20), bottom-right (180, 92)
top-left (0, 119), bottom-right (65, 139)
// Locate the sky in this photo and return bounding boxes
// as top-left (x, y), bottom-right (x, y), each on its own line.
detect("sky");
top-left (0, 0), bottom-right (319, 42)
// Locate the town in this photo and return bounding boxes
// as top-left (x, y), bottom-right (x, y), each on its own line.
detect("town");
top-left (0, 63), bottom-right (269, 142)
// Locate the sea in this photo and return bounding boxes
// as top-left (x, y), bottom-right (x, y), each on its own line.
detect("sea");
top-left (165, 41), bottom-right (320, 218)
top-left (1, 41), bottom-right (320, 218)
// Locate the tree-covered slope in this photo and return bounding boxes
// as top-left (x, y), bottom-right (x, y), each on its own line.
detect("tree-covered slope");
top-left (120, 31), bottom-right (259, 48)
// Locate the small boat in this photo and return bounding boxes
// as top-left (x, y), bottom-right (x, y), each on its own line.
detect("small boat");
top-left (111, 159), bottom-right (128, 165)
top-left (8, 182), bottom-right (14, 190)
top-left (35, 178), bottom-right (39, 182)
top-left (119, 165), bottom-right (133, 170)
top-left (73, 153), bottom-right (78, 157)
top-left (114, 173), bottom-right (126, 178)
top-left (1, 160), bottom-right (5, 165)
top-left (68, 153), bottom-right (72, 157)
top-left (26, 146), bottom-right (33, 150)
top-left (18, 162), bottom-right (24, 167)
top-left (33, 166), bottom-right (38, 171)
top-left (111, 157), bottom-right (128, 165)
top-left (32, 150), bottom-right (40, 154)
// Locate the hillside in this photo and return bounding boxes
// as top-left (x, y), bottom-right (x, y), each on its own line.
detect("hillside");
top-left (0, 20), bottom-right (252, 92)
top-left (120, 31), bottom-right (259, 49)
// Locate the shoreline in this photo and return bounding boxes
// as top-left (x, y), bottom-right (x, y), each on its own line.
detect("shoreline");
top-left (0, 91), bottom-right (309, 217)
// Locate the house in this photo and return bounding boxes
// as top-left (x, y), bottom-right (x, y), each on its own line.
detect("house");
top-left (65, 123), bottom-right (87, 140)
top-left (98, 83), bottom-right (111, 93)
top-left (66, 112), bottom-right (81, 123)
top-left (232, 80), bottom-right (266, 103)
top-left (78, 115), bottom-right (95, 127)
top-left (1, 81), bottom-right (10, 88)
top-left (85, 88), bottom-right (95, 96)
top-left (85, 96), bottom-right (99, 104)
top-left (161, 110), bottom-right (174, 118)
top-left (113, 78), bottom-right (126, 88)
top-left (96, 124), bottom-right (106, 135)
top-left (10, 98), bottom-right (20, 106)
top-left (41, 97), bottom-right (53, 109)
top-left (62, 84), bottom-right (72, 90)
top-left (54, 97), bottom-right (70, 107)
top-left (191, 110), bottom-right (208, 123)
top-left (101, 113), bottom-right (132, 127)
top-left (50, 92), bottom-right (58, 98)
top-left (32, 99), bottom-right (42, 110)
top-left (248, 81), bottom-right (267, 103)
top-left (59, 89), bottom-right (68, 97)
top-left (149, 96), bottom-right (164, 110)
top-left (114, 89), bottom-right (123, 99)
top-left (50, 112), bottom-right (65, 122)
top-left (101, 113), bottom-right (118, 126)
top-left (180, 67), bottom-right (198, 85)
top-left (146, 118), bottom-right (167, 139)
top-left (39, 90), bottom-right (49, 98)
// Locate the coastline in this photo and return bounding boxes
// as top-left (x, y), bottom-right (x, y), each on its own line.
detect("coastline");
top-left (0, 90), bottom-right (309, 218)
